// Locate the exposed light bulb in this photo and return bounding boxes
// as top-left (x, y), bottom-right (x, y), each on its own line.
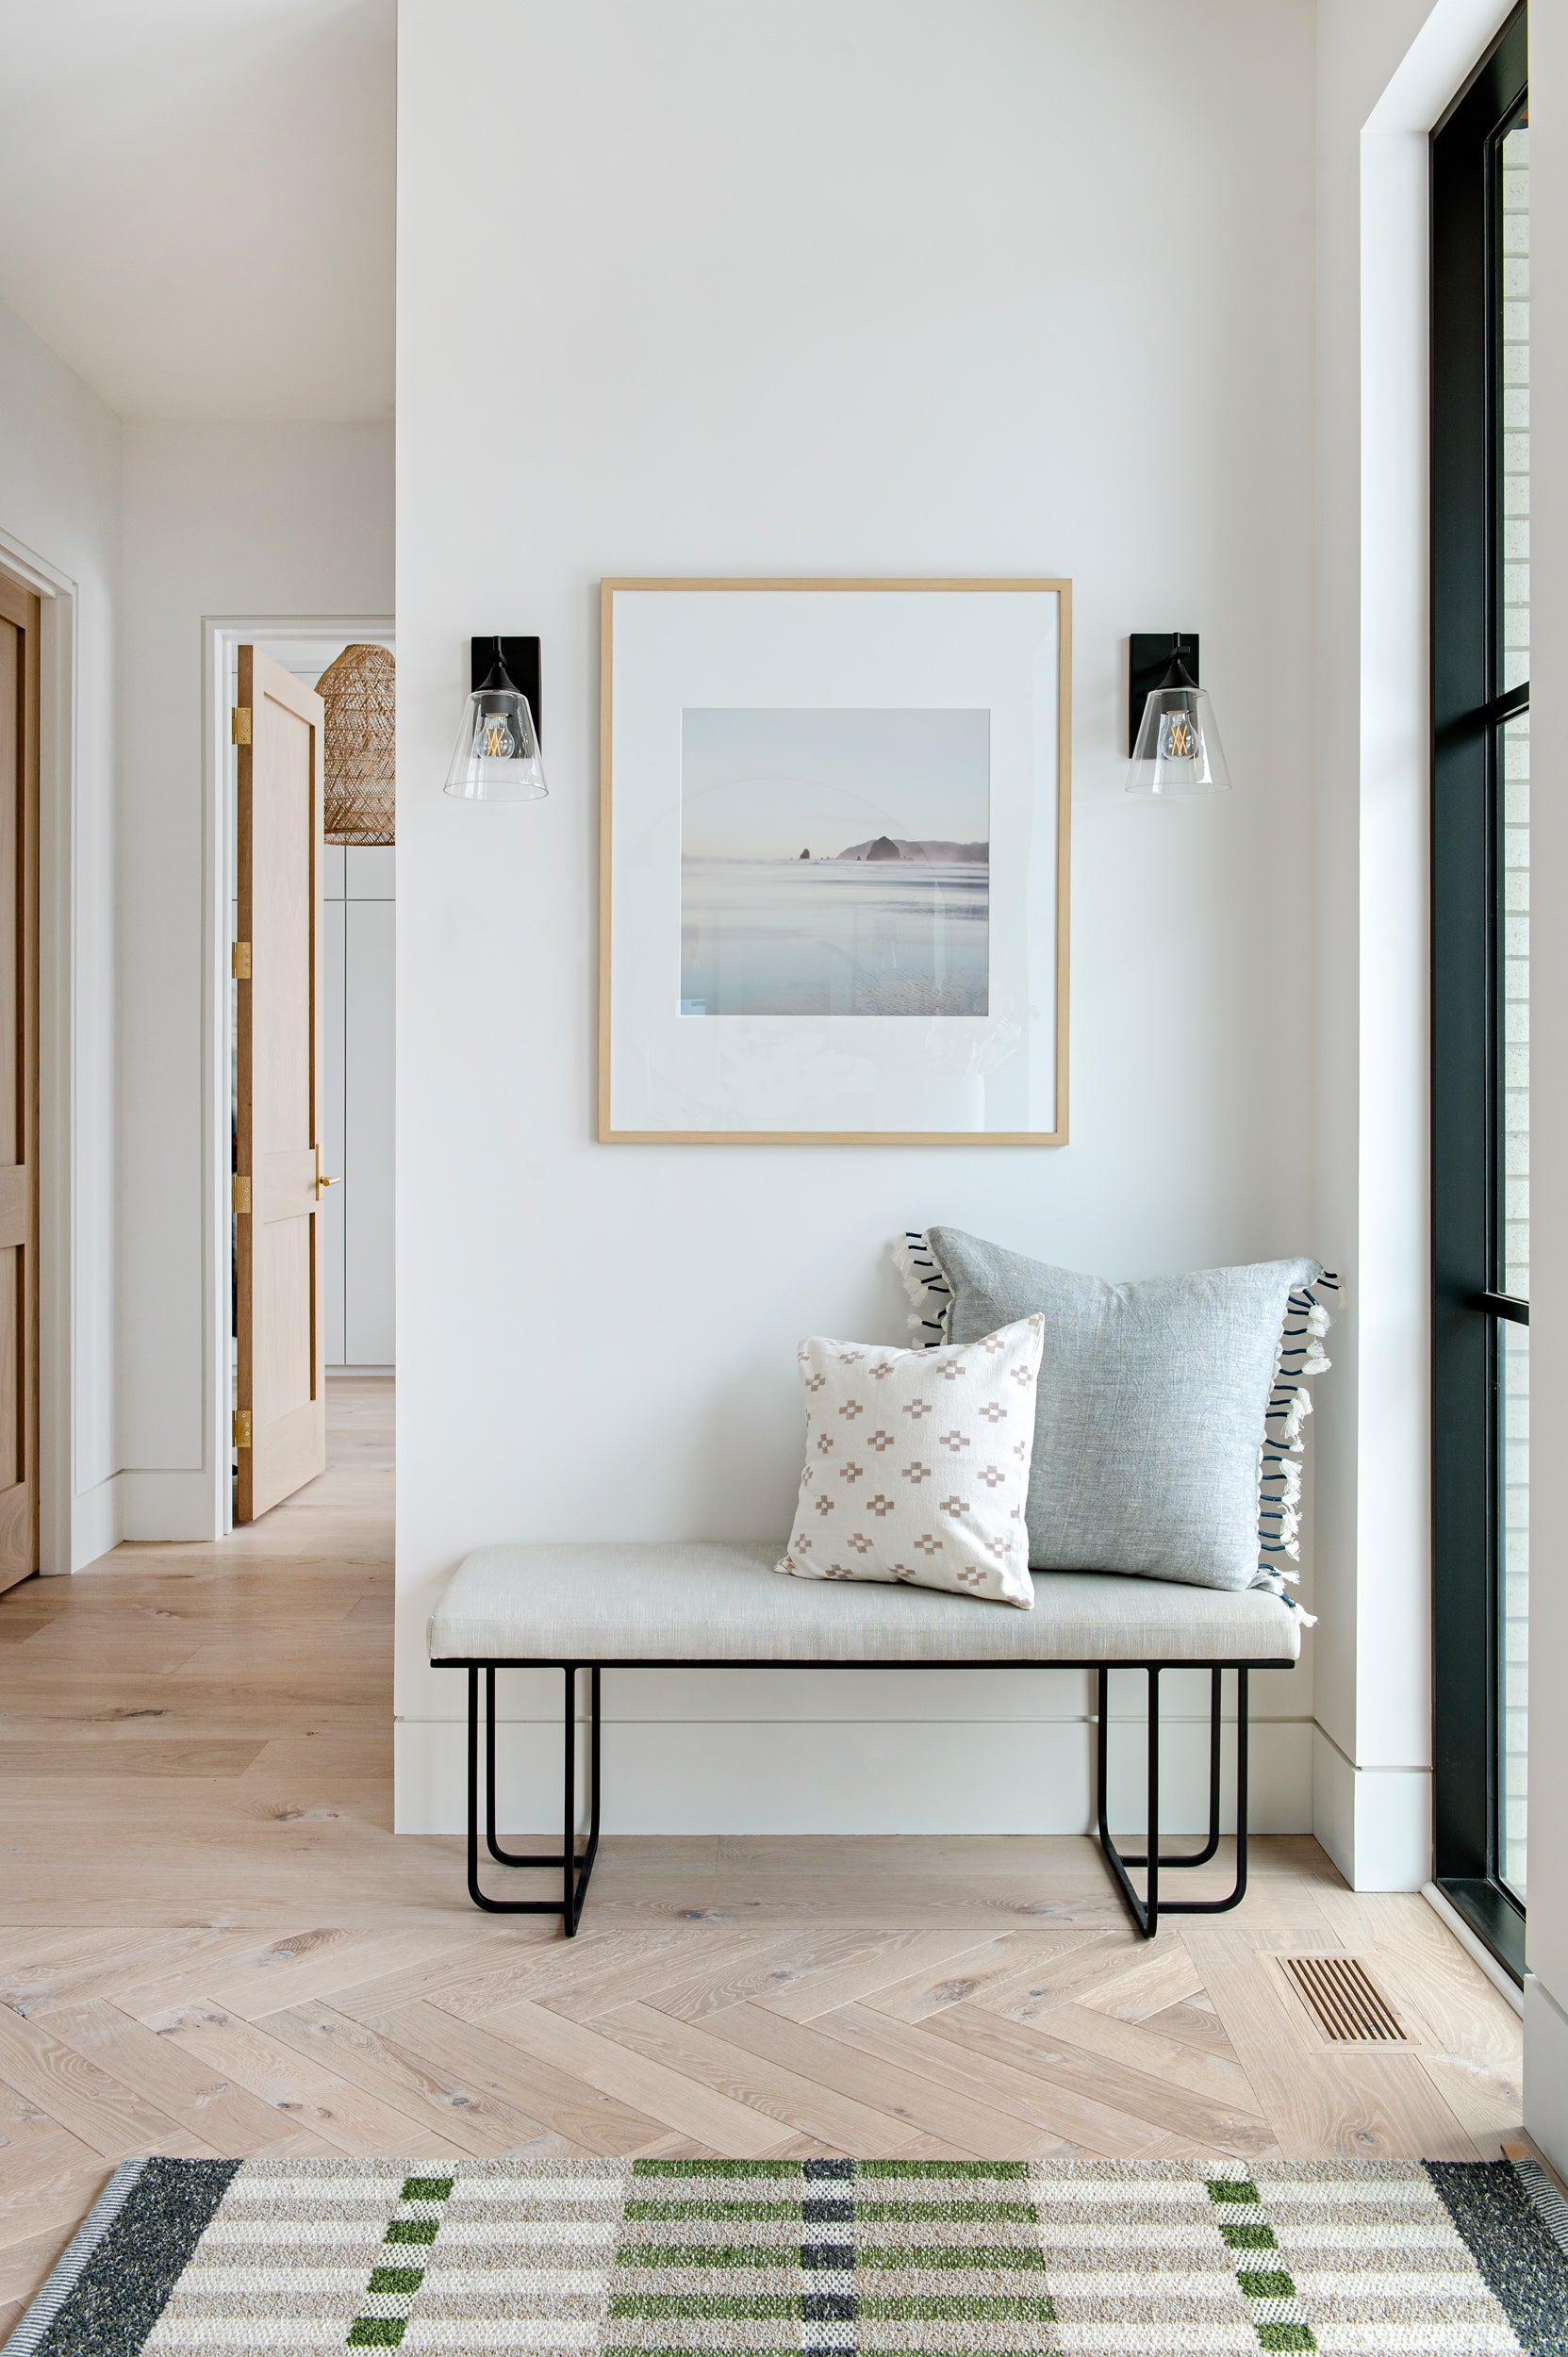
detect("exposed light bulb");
top-left (444, 644), bottom-right (548, 803)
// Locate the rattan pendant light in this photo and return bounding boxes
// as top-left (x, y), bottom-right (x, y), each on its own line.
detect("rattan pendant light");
top-left (319, 643), bottom-right (395, 845)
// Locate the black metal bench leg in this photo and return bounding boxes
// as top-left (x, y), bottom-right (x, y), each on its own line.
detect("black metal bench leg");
top-left (487, 1665), bottom-right (561, 1870)
top-left (466, 1662), bottom-right (602, 1930)
top-left (1119, 1665), bottom-right (1223, 1872)
top-left (563, 1666), bottom-right (602, 1938)
top-left (1097, 1665), bottom-right (1250, 1937)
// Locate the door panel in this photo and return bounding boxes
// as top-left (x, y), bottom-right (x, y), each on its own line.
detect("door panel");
top-left (0, 574), bottom-right (38, 1593)
top-left (236, 646), bottom-right (327, 1522)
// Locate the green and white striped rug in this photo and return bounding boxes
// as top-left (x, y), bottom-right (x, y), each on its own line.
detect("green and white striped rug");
top-left (10, 2153), bottom-right (1568, 2355)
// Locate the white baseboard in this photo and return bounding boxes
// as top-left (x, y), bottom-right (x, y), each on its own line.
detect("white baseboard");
top-left (1422, 1882), bottom-right (1524, 2015)
top-left (62, 1472), bottom-right (122, 1571)
top-left (118, 1469), bottom-right (223, 1543)
top-left (1312, 1725), bottom-right (1430, 1888)
top-left (1525, 1974), bottom-right (1568, 2183)
top-left (46, 1468), bottom-right (222, 1567)
top-left (393, 1715), bottom-right (1313, 1838)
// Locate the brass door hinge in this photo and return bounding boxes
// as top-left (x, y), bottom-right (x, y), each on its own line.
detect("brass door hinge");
top-left (231, 705), bottom-right (252, 745)
top-left (231, 940), bottom-right (252, 980)
top-left (231, 1175), bottom-right (251, 1213)
top-left (232, 1409), bottom-right (252, 1448)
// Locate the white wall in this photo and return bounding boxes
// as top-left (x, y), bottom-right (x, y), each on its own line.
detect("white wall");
top-left (117, 423), bottom-right (394, 1538)
top-left (394, 0), bottom-right (1322, 1834)
top-left (0, 294), bottom-right (122, 1572)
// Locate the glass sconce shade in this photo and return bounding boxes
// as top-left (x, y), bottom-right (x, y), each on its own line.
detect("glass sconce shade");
top-left (443, 649), bottom-right (548, 802)
top-left (1126, 654), bottom-right (1230, 798)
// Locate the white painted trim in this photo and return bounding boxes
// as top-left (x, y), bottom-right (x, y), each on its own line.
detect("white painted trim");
top-left (1525, 1977), bottom-right (1568, 2186)
top-left (1351, 85), bottom-right (1435, 1788)
top-left (0, 524), bottom-right (75, 1581)
top-left (1422, 1880), bottom-right (1525, 2016)
top-left (393, 1715), bottom-right (1314, 1839)
top-left (200, 615), bottom-right (394, 1547)
top-left (1362, 0), bottom-right (1521, 138)
top-left (199, 618), bottom-right (230, 1544)
top-left (119, 1469), bottom-right (228, 1544)
top-left (1312, 1724), bottom-right (1430, 1889)
top-left (68, 1473), bottom-right (120, 1574)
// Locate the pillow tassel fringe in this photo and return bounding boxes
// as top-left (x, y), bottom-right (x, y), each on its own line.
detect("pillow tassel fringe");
top-left (893, 1228), bottom-right (952, 1345)
top-left (1255, 1268), bottom-right (1342, 1625)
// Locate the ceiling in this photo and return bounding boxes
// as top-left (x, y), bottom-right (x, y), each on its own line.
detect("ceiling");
top-left (0, 0), bottom-right (394, 421)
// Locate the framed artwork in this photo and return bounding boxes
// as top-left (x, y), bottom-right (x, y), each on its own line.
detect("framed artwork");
top-left (598, 578), bottom-right (1070, 1144)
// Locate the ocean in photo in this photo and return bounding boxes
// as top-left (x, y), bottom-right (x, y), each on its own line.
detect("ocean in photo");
top-left (680, 855), bottom-right (989, 1018)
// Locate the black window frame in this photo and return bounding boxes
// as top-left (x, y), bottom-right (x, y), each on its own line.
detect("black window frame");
top-left (1430, 0), bottom-right (1528, 1984)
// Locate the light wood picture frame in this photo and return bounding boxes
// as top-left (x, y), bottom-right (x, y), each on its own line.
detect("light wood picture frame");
top-left (599, 577), bottom-right (1071, 1145)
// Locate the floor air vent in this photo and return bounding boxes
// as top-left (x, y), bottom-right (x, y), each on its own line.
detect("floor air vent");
top-left (1279, 1954), bottom-right (1407, 2043)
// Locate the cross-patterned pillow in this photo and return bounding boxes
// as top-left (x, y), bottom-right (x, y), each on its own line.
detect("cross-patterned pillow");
top-left (776, 1317), bottom-right (1045, 1609)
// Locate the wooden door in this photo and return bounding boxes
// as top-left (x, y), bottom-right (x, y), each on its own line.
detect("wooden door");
top-left (235, 647), bottom-right (329, 1522)
top-left (0, 575), bottom-right (38, 1592)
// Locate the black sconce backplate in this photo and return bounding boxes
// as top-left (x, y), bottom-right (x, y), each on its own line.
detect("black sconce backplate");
top-left (470, 636), bottom-right (542, 746)
top-left (1129, 632), bottom-right (1198, 755)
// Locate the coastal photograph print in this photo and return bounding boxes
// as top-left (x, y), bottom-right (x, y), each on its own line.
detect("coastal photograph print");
top-left (600, 579), bottom-right (1070, 1143)
top-left (679, 706), bottom-right (990, 1020)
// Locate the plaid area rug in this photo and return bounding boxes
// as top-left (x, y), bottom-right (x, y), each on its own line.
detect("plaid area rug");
top-left (10, 2154), bottom-right (1568, 2356)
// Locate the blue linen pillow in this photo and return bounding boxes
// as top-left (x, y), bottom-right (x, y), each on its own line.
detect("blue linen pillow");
top-left (897, 1228), bottom-right (1336, 1605)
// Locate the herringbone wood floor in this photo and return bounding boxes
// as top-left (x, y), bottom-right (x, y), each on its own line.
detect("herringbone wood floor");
top-left (0, 1381), bottom-right (1524, 2338)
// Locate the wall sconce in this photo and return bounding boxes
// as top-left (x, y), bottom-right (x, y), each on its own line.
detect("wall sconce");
top-left (1127, 632), bottom-right (1230, 797)
top-left (444, 635), bottom-right (548, 802)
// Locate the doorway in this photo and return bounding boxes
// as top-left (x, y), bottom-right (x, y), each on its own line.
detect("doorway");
top-left (213, 619), bottom-right (395, 1530)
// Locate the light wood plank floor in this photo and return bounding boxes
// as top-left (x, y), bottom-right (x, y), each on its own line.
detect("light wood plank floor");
top-left (0, 1377), bottom-right (1524, 2335)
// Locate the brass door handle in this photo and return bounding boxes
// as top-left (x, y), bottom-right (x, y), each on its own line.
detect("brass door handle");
top-left (316, 1172), bottom-right (340, 1195)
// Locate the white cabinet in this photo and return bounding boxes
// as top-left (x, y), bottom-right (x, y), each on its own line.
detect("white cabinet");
top-left (323, 849), bottom-right (395, 1366)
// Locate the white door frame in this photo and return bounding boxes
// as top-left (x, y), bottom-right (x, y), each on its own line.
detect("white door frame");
top-left (0, 525), bottom-right (75, 1576)
top-left (202, 614), bottom-right (395, 1539)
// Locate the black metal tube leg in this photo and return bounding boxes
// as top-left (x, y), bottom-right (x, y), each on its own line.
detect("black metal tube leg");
top-left (486, 1666), bottom-right (498, 1858)
top-left (1096, 1669), bottom-right (1111, 1849)
top-left (589, 1669), bottom-right (602, 1852)
top-left (568, 1667), bottom-right (602, 1937)
top-left (466, 1666), bottom-right (482, 1908)
top-left (1232, 1668), bottom-right (1250, 1910)
top-left (487, 1666), bottom-right (561, 1871)
top-left (563, 1666), bottom-right (577, 1935)
top-left (1097, 1663), bottom-right (1253, 1934)
top-left (1121, 1662), bottom-right (1223, 1872)
top-left (589, 1669), bottom-right (601, 1848)
top-left (466, 1659), bottom-right (602, 1926)
top-left (1146, 1668), bottom-right (1160, 1937)
top-left (1095, 1668), bottom-right (1152, 1938)
top-left (1204, 1665), bottom-right (1222, 1860)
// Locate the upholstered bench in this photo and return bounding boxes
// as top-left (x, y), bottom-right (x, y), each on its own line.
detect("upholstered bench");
top-left (429, 1541), bottom-right (1300, 1940)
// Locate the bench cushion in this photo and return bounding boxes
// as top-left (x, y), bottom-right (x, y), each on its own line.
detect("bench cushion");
top-left (429, 1541), bottom-right (1301, 1666)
